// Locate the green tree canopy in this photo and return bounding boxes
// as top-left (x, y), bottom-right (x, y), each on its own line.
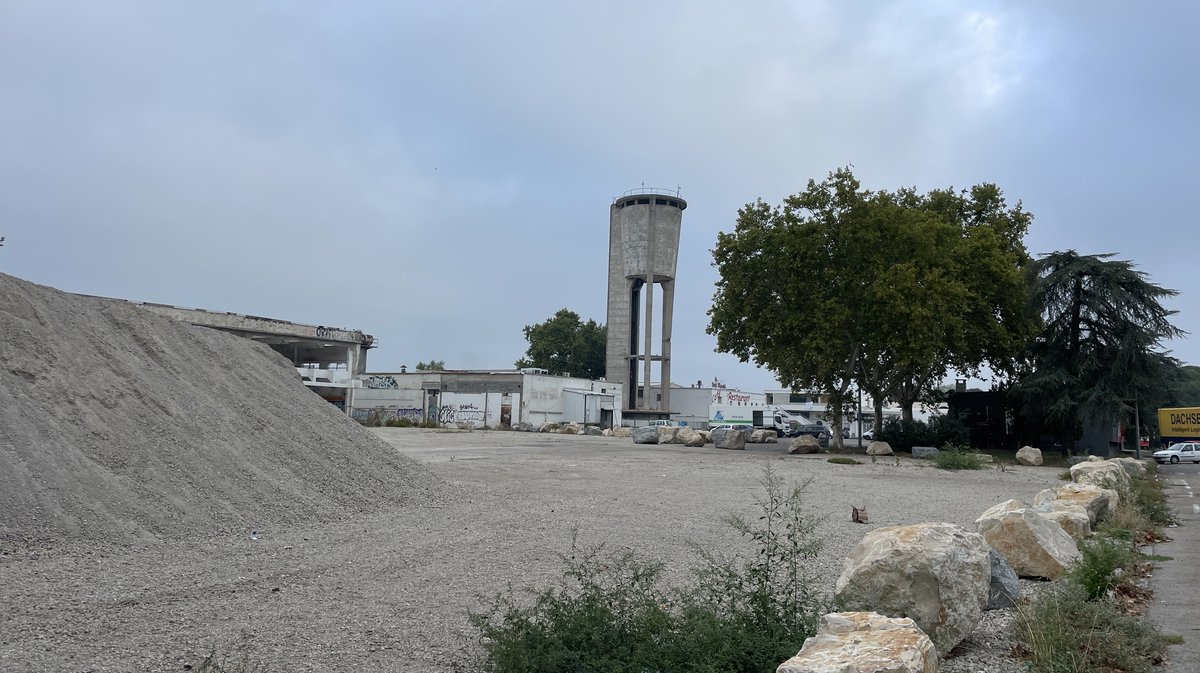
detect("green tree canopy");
top-left (1012, 250), bottom-right (1183, 448)
top-left (707, 168), bottom-right (1033, 444)
top-left (515, 309), bottom-right (607, 379)
top-left (1164, 365), bottom-right (1200, 407)
top-left (415, 360), bottom-right (445, 371)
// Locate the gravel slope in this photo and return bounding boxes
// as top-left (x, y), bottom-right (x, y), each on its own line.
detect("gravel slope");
top-left (2, 429), bottom-right (1065, 672)
top-left (0, 273), bottom-right (444, 544)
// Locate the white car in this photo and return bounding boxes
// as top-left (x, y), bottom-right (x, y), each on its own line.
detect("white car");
top-left (646, 419), bottom-right (677, 427)
top-left (1153, 442), bottom-right (1200, 464)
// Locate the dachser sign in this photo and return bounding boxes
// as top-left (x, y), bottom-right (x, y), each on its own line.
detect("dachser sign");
top-left (1158, 406), bottom-right (1200, 438)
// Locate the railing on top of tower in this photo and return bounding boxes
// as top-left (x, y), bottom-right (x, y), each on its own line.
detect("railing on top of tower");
top-left (614, 186), bottom-right (683, 201)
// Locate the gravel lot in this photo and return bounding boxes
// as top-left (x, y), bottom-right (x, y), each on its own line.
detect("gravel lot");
top-left (1, 429), bottom-right (1065, 672)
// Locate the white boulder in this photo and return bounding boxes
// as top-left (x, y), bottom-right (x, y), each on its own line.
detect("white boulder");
top-left (776, 612), bottom-right (937, 673)
top-left (866, 441), bottom-right (894, 456)
top-left (833, 522), bottom-right (990, 653)
top-left (789, 435), bottom-right (821, 454)
top-left (1070, 460), bottom-right (1130, 490)
top-left (1015, 446), bottom-right (1043, 466)
top-left (975, 507), bottom-right (1081, 579)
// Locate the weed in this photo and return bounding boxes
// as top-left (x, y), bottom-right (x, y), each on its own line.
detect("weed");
top-left (826, 456), bottom-right (861, 465)
top-left (1058, 469), bottom-right (1072, 481)
top-left (1067, 537), bottom-right (1138, 601)
top-left (1163, 633), bottom-right (1185, 645)
top-left (470, 467), bottom-right (827, 673)
top-left (1014, 582), bottom-right (1167, 673)
top-left (931, 444), bottom-right (986, 470)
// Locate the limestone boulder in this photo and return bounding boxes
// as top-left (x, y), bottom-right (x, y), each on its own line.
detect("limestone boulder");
top-left (1048, 482), bottom-right (1119, 525)
top-left (1111, 456), bottom-right (1148, 478)
top-left (538, 422), bottom-right (560, 433)
top-left (752, 429), bottom-right (778, 443)
top-left (1070, 460), bottom-right (1130, 490)
top-left (611, 426), bottom-right (633, 438)
top-left (1032, 503), bottom-right (1092, 541)
top-left (657, 426), bottom-right (681, 443)
top-left (776, 612), bottom-right (937, 673)
top-left (677, 427), bottom-right (706, 447)
top-left (582, 426), bottom-right (602, 436)
top-left (516, 421), bottom-right (535, 432)
top-left (698, 430), bottom-right (711, 443)
top-left (911, 446), bottom-right (939, 459)
top-left (601, 428), bottom-right (613, 437)
top-left (789, 435), bottom-right (821, 454)
top-left (866, 441), bottom-right (894, 456)
top-left (1016, 446), bottom-right (1043, 466)
top-left (979, 499), bottom-right (1028, 519)
top-left (559, 422), bottom-right (581, 435)
top-left (975, 507), bottom-right (1080, 579)
top-left (632, 426), bottom-right (659, 444)
top-left (833, 522), bottom-right (990, 654)
top-left (712, 428), bottom-right (746, 450)
top-left (986, 547), bottom-right (1021, 610)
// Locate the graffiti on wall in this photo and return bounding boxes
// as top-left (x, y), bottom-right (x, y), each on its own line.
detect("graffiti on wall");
top-left (315, 326), bottom-right (336, 339)
top-left (364, 375), bottom-right (398, 389)
top-left (437, 403), bottom-right (485, 425)
top-left (351, 406), bottom-right (425, 424)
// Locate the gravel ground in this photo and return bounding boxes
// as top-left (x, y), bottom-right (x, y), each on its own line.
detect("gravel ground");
top-left (1, 429), bottom-right (1066, 672)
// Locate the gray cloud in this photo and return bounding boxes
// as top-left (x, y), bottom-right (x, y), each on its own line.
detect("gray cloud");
top-left (2, 1), bottom-right (1196, 391)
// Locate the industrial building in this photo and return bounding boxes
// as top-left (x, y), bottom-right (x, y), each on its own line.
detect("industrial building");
top-left (349, 369), bottom-right (622, 429)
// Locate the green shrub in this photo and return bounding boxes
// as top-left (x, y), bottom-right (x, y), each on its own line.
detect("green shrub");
top-left (826, 456), bottom-right (862, 465)
top-left (1128, 472), bottom-right (1174, 528)
top-left (1067, 537), bottom-right (1138, 601)
top-left (877, 415), bottom-right (970, 453)
top-left (931, 444), bottom-right (986, 470)
top-left (1015, 582), bottom-right (1167, 673)
top-left (470, 468), bottom-right (827, 673)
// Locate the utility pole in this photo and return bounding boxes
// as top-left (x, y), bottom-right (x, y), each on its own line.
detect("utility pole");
top-left (1134, 400), bottom-right (1142, 460)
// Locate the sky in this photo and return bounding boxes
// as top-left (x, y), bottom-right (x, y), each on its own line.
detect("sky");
top-left (2, 1), bottom-right (1197, 393)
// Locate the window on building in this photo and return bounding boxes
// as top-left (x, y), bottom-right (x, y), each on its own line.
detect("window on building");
top-left (789, 393), bottom-right (808, 404)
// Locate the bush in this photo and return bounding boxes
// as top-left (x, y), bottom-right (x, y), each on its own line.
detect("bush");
top-left (470, 468), bottom-right (827, 673)
top-left (1015, 582), bottom-right (1167, 673)
top-left (878, 418), bottom-right (933, 452)
top-left (931, 444), bottom-right (986, 470)
top-left (877, 415), bottom-right (969, 453)
top-left (1128, 471), bottom-right (1174, 528)
top-left (1067, 537), bottom-right (1138, 601)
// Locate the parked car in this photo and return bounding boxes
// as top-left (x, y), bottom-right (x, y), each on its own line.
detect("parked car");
top-left (646, 419), bottom-right (677, 427)
top-left (1153, 442), bottom-right (1200, 464)
top-left (862, 428), bottom-right (877, 441)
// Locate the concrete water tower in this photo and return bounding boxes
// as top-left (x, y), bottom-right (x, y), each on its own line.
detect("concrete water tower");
top-left (605, 188), bottom-right (686, 416)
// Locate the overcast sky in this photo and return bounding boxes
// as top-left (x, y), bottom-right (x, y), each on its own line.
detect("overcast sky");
top-left (2, 1), bottom-right (1196, 393)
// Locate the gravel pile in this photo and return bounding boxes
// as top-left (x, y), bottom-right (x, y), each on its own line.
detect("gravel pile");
top-left (0, 273), bottom-right (444, 545)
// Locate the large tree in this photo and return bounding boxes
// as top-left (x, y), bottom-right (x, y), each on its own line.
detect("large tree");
top-left (515, 309), bottom-right (607, 379)
top-left (708, 169), bottom-right (1033, 446)
top-left (1012, 251), bottom-right (1183, 449)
